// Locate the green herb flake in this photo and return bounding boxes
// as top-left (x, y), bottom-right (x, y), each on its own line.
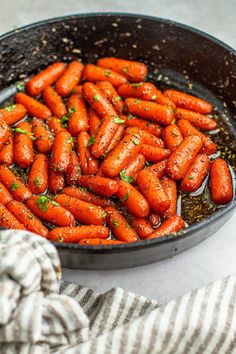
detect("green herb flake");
top-left (16, 82), bottom-right (25, 91)
top-left (132, 83), bottom-right (142, 88)
top-left (147, 121), bottom-right (153, 127)
top-left (58, 236), bottom-right (64, 242)
top-left (67, 137), bottom-right (73, 144)
top-left (88, 206), bottom-right (94, 210)
top-left (101, 211), bottom-right (106, 218)
top-left (5, 104), bottom-right (15, 112)
top-left (10, 182), bottom-right (20, 191)
top-left (151, 95), bottom-right (157, 101)
top-left (133, 140), bottom-right (139, 146)
top-left (119, 170), bottom-right (133, 183)
top-left (61, 107), bottom-right (75, 125)
top-left (113, 219), bottom-right (119, 229)
top-left (134, 99), bottom-right (141, 104)
top-left (79, 186), bottom-right (87, 192)
top-left (125, 223), bottom-right (131, 229)
top-left (87, 135), bottom-right (96, 147)
top-left (114, 95), bottom-right (122, 102)
top-left (33, 176), bottom-right (41, 188)
top-left (123, 67), bottom-right (128, 73)
top-left (127, 114), bottom-right (134, 120)
top-left (13, 127), bottom-right (36, 140)
top-left (51, 200), bottom-right (60, 207)
top-left (71, 88), bottom-right (76, 94)
top-left (28, 214), bottom-right (34, 220)
top-left (188, 176), bottom-right (194, 179)
top-left (93, 95), bottom-right (100, 102)
top-left (171, 119), bottom-right (176, 125)
top-left (145, 107), bottom-right (150, 112)
top-left (113, 117), bottom-right (125, 124)
top-left (36, 196), bottom-right (49, 212)
top-left (104, 69), bottom-right (111, 76)
top-left (121, 191), bottom-right (129, 203)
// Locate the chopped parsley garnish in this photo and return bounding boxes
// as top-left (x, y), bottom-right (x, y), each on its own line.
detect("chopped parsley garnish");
top-left (28, 214), bottom-right (34, 220)
top-left (51, 200), bottom-right (59, 207)
top-left (171, 119), bottom-right (176, 125)
top-left (79, 186), bottom-right (87, 192)
top-left (151, 95), bottom-right (156, 101)
top-left (132, 83), bottom-right (142, 88)
top-left (36, 196), bottom-right (49, 212)
top-left (123, 67), bottom-right (128, 73)
top-left (58, 236), bottom-right (64, 242)
top-left (87, 135), bottom-right (96, 146)
top-left (113, 219), bottom-right (119, 228)
top-left (127, 114), bottom-right (134, 120)
top-left (133, 140), bottom-right (139, 146)
top-left (104, 69), bottom-right (111, 76)
top-left (10, 182), bottom-right (20, 191)
top-left (101, 211), bottom-right (107, 218)
top-left (121, 191), bottom-right (129, 202)
top-left (114, 96), bottom-right (122, 101)
top-left (134, 99), bottom-right (141, 104)
top-left (16, 82), bottom-right (25, 91)
top-left (13, 127), bottom-right (36, 140)
top-left (5, 104), bottom-right (15, 112)
top-left (145, 107), bottom-right (150, 111)
top-left (93, 95), bottom-right (100, 102)
top-left (61, 107), bottom-right (75, 126)
top-left (67, 137), bottom-right (73, 144)
top-left (33, 176), bottom-right (41, 187)
top-left (113, 117), bottom-right (125, 124)
top-left (119, 170), bottom-right (133, 183)
top-left (188, 176), bottom-right (194, 179)
top-left (71, 88), bottom-right (76, 94)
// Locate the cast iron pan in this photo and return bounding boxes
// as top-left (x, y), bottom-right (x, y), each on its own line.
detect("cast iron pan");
top-left (0, 13), bottom-right (236, 269)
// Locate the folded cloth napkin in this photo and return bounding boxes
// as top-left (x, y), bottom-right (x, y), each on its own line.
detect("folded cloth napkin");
top-left (0, 230), bottom-right (236, 354)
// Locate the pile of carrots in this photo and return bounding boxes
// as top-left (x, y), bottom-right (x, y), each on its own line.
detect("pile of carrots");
top-left (0, 57), bottom-right (233, 245)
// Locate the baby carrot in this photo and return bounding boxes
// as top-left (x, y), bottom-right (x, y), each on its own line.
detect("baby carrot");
top-left (160, 177), bottom-right (177, 219)
top-left (97, 57), bottom-right (148, 82)
top-left (116, 180), bottom-right (150, 218)
top-left (79, 238), bottom-right (124, 245)
top-left (83, 82), bottom-right (117, 118)
top-left (125, 116), bottom-right (163, 137)
top-left (141, 145), bottom-right (170, 163)
top-left (137, 169), bottom-right (170, 214)
top-left (55, 194), bottom-right (106, 225)
top-left (210, 158), bottom-right (233, 205)
top-left (55, 61), bottom-right (84, 97)
top-left (67, 93), bottom-right (89, 135)
top-left (79, 175), bottom-right (119, 197)
top-left (83, 64), bottom-right (128, 87)
top-left (102, 133), bottom-right (142, 178)
top-left (7, 200), bottom-right (48, 237)
top-left (96, 81), bottom-right (124, 113)
top-left (0, 203), bottom-right (26, 230)
top-left (0, 134), bottom-right (14, 166)
top-left (28, 154), bottom-right (48, 194)
top-left (177, 119), bottom-right (217, 155)
top-left (146, 160), bottom-right (168, 179)
top-left (48, 225), bottom-right (109, 243)
top-left (132, 218), bottom-right (154, 239)
top-left (63, 186), bottom-right (112, 208)
top-left (0, 103), bottom-right (27, 125)
top-left (0, 182), bottom-right (13, 205)
top-left (47, 117), bottom-right (66, 135)
top-left (125, 98), bottom-right (174, 126)
top-left (42, 86), bottom-right (67, 118)
top-left (164, 89), bottom-right (213, 114)
top-left (166, 135), bottom-right (203, 180)
top-left (180, 154), bottom-right (210, 192)
top-left (77, 132), bottom-right (99, 175)
top-left (26, 62), bottom-right (66, 96)
top-left (26, 195), bottom-right (76, 227)
top-left (162, 124), bottom-right (183, 151)
top-left (105, 125), bottom-right (125, 155)
top-left (32, 117), bottom-right (54, 154)
top-left (51, 131), bottom-right (73, 173)
top-left (126, 127), bottom-right (164, 147)
top-left (14, 121), bottom-right (34, 168)
top-left (0, 166), bottom-right (32, 202)
top-left (48, 158), bottom-right (65, 194)
top-left (65, 151), bottom-right (81, 186)
top-left (88, 108), bottom-right (101, 136)
top-left (105, 206), bottom-right (138, 242)
top-left (122, 153), bottom-right (146, 178)
top-left (175, 108), bottom-right (217, 131)
top-left (148, 215), bottom-right (185, 239)
top-left (15, 93), bottom-right (52, 120)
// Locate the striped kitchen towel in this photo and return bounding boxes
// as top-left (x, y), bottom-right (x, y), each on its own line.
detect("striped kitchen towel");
top-left (0, 230), bottom-right (236, 353)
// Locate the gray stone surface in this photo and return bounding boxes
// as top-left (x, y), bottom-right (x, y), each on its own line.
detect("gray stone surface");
top-left (1, 0), bottom-right (236, 303)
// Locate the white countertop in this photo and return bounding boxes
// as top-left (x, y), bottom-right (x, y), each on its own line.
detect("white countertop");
top-left (1, 0), bottom-right (235, 303)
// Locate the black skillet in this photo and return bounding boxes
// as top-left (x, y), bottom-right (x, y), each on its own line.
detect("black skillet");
top-left (0, 13), bottom-right (236, 269)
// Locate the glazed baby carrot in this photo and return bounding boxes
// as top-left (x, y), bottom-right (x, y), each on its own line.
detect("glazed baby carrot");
top-left (48, 158), bottom-right (65, 194)
top-left (102, 133), bottom-right (142, 178)
top-left (77, 131), bottom-right (99, 175)
top-left (42, 86), bottom-right (67, 118)
top-left (125, 127), bottom-right (164, 147)
top-left (122, 153), bottom-right (146, 178)
top-left (97, 57), bottom-right (148, 82)
top-left (0, 134), bottom-right (13, 166)
top-left (32, 117), bottom-right (54, 154)
top-left (82, 82), bottom-right (117, 118)
top-left (0, 103), bottom-right (27, 125)
top-left (83, 64), bottom-right (128, 87)
top-left (67, 93), bottom-right (89, 135)
top-left (146, 160), bottom-right (167, 179)
top-left (71, 85), bottom-right (83, 95)
top-left (0, 182), bottom-right (13, 205)
top-left (7, 200), bottom-right (49, 237)
top-left (0, 203), bottom-right (26, 230)
top-left (125, 116), bottom-right (163, 137)
top-left (164, 89), bottom-right (213, 114)
top-left (160, 177), bottom-right (177, 219)
top-left (15, 92), bottom-right (52, 120)
top-left (132, 218), bottom-right (154, 239)
top-left (0, 166), bottom-right (32, 202)
top-left (137, 169), bottom-right (170, 214)
top-left (148, 215), bottom-right (185, 239)
top-left (140, 145), bottom-right (170, 163)
top-left (0, 119), bottom-right (10, 150)
top-left (162, 124), bottom-right (183, 151)
top-left (79, 175), bottom-right (119, 197)
top-left (177, 119), bottom-right (217, 155)
top-left (26, 195), bottom-right (76, 227)
top-left (148, 212), bottom-right (161, 228)
top-left (166, 135), bottom-right (203, 180)
top-left (48, 225), bottom-right (109, 243)
top-left (28, 154), bottom-right (48, 194)
top-left (55, 61), bottom-right (84, 97)
top-left (47, 116), bottom-right (66, 135)
top-left (65, 151), bottom-right (81, 186)
top-left (175, 108), bottom-right (217, 131)
top-left (105, 125), bottom-right (125, 155)
top-left (105, 206), bottom-right (138, 242)
top-left (91, 115), bottom-right (121, 158)
top-left (88, 108), bottom-right (101, 136)
top-left (125, 98), bottom-right (174, 126)
top-left (79, 238), bottom-right (124, 245)
top-left (96, 81), bottom-right (124, 114)
top-left (116, 180), bottom-right (150, 218)
top-left (51, 131), bottom-right (73, 173)
top-left (180, 154), bottom-right (210, 192)
top-left (26, 62), bottom-right (66, 96)
top-left (55, 194), bottom-right (106, 225)
top-left (14, 121), bottom-right (34, 168)
top-left (210, 158), bottom-right (233, 205)
top-left (63, 186), bottom-right (112, 208)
